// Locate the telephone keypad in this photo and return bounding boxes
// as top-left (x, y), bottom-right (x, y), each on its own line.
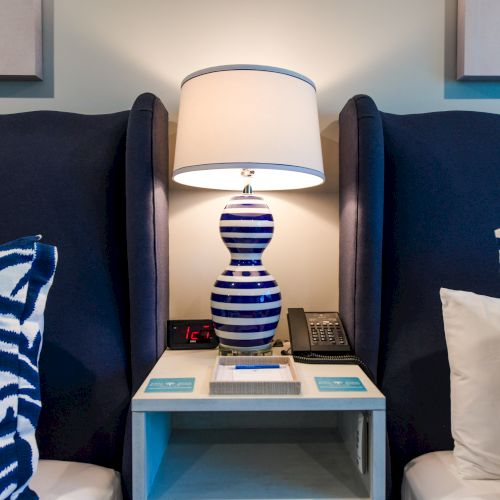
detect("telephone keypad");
top-left (304, 312), bottom-right (350, 351)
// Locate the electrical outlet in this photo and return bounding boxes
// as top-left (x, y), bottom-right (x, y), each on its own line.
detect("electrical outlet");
top-left (355, 412), bottom-right (368, 474)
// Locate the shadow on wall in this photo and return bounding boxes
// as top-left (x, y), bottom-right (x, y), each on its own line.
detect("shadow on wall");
top-left (444, 0), bottom-right (500, 99)
top-left (316, 121), bottom-right (339, 193)
top-left (0, 0), bottom-right (54, 98)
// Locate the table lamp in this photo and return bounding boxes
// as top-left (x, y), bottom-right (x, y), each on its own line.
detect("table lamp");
top-left (173, 64), bottom-right (324, 353)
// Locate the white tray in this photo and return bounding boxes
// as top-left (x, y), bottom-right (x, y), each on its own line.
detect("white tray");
top-left (209, 355), bottom-right (301, 395)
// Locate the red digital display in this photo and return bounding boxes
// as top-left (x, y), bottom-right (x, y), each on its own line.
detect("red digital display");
top-left (167, 320), bottom-right (218, 349)
top-left (185, 325), bottom-right (212, 343)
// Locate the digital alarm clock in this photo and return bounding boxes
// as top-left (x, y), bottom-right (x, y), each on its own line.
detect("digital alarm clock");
top-left (166, 320), bottom-right (219, 350)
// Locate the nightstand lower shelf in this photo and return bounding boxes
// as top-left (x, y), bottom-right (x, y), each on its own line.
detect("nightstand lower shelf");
top-left (147, 426), bottom-right (369, 499)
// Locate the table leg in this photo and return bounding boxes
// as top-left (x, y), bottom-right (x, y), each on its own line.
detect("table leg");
top-left (370, 409), bottom-right (386, 500)
top-left (132, 412), bottom-right (171, 500)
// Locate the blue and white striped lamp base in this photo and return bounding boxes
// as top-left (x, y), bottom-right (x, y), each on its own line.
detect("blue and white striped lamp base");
top-left (211, 194), bottom-right (281, 353)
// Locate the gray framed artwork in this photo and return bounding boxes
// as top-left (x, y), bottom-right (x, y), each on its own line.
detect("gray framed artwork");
top-left (0, 0), bottom-right (42, 80)
top-left (457, 0), bottom-right (500, 80)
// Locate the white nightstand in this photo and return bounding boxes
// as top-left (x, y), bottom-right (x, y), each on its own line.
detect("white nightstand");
top-left (132, 349), bottom-right (385, 500)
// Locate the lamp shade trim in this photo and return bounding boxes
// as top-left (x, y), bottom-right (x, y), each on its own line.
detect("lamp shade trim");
top-left (181, 64), bottom-right (316, 90)
top-left (173, 162), bottom-right (325, 190)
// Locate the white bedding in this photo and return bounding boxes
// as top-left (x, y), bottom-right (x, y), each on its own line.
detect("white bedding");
top-left (402, 451), bottom-right (500, 500)
top-left (31, 460), bottom-right (122, 500)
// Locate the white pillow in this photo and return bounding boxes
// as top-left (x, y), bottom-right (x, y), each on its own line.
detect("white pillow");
top-left (440, 288), bottom-right (500, 480)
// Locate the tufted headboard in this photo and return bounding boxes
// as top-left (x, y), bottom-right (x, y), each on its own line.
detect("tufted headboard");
top-left (0, 93), bottom-right (169, 498)
top-left (339, 95), bottom-right (500, 498)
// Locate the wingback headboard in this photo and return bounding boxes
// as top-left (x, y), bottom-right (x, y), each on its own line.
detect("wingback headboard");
top-left (0, 93), bottom-right (169, 498)
top-left (339, 95), bottom-right (500, 498)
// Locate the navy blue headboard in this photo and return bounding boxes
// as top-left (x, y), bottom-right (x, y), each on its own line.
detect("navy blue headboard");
top-left (0, 93), bottom-right (169, 499)
top-left (339, 95), bottom-right (500, 498)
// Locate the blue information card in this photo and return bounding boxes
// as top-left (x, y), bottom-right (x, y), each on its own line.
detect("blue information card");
top-left (315, 376), bottom-right (366, 392)
top-left (145, 377), bottom-right (195, 393)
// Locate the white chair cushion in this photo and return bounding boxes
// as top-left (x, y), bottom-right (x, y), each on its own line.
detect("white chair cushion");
top-left (402, 451), bottom-right (500, 500)
top-left (30, 460), bottom-right (122, 500)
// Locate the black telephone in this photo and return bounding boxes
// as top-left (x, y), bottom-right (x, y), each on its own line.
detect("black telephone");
top-left (288, 308), bottom-right (351, 355)
top-left (287, 308), bottom-right (369, 368)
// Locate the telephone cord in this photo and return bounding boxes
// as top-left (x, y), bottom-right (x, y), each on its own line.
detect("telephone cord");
top-left (291, 352), bottom-right (374, 380)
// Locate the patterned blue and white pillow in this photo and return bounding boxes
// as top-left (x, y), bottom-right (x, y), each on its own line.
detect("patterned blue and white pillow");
top-left (0, 236), bottom-right (57, 500)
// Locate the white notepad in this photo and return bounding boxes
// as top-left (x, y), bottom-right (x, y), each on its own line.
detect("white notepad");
top-left (232, 366), bottom-right (292, 382)
top-left (216, 364), bottom-right (293, 382)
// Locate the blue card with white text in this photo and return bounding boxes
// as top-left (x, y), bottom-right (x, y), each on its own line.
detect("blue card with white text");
top-left (145, 377), bottom-right (195, 393)
top-left (315, 376), bottom-right (366, 392)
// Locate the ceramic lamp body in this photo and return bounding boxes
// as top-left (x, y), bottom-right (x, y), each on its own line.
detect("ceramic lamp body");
top-left (211, 194), bottom-right (281, 352)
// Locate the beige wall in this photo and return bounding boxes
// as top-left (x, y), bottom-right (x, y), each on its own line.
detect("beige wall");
top-left (2, 0), bottom-right (500, 338)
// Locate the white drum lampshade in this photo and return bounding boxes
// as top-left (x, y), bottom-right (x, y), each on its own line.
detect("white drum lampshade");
top-left (173, 65), bottom-right (324, 352)
top-left (173, 65), bottom-right (324, 190)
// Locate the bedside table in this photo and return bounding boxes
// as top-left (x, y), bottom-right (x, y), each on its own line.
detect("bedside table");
top-left (132, 349), bottom-right (385, 499)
